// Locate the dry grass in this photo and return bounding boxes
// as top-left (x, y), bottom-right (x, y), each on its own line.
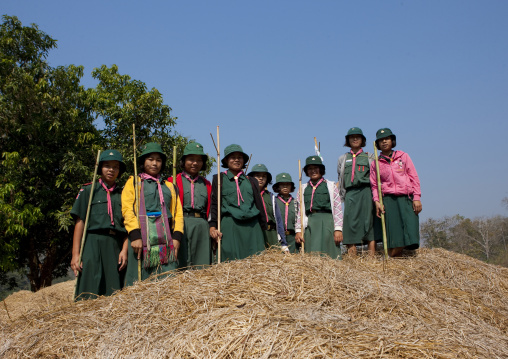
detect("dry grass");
top-left (1, 248), bottom-right (508, 358)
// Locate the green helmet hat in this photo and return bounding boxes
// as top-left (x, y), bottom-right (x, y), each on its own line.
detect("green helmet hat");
top-left (272, 172), bottom-right (295, 192)
top-left (247, 163), bottom-right (272, 184)
top-left (137, 142), bottom-right (167, 171)
top-left (181, 142), bottom-right (208, 172)
top-left (221, 144), bottom-right (249, 168)
top-left (303, 155), bottom-right (325, 175)
top-left (376, 128), bottom-right (396, 141)
top-left (97, 149), bottom-right (126, 175)
top-left (345, 127), bottom-right (366, 147)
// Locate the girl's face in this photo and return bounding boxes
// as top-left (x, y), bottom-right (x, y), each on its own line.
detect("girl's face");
top-left (252, 173), bottom-right (268, 190)
top-left (144, 153), bottom-right (163, 176)
top-left (278, 182), bottom-right (292, 197)
top-left (227, 152), bottom-right (244, 173)
top-left (184, 154), bottom-right (203, 176)
top-left (348, 134), bottom-right (363, 150)
top-left (306, 165), bottom-right (322, 182)
top-left (101, 160), bottom-right (120, 186)
top-left (378, 137), bottom-right (393, 153)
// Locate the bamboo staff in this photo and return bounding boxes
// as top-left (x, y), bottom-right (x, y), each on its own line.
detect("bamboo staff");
top-left (210, 127), bottom-right (221, 263)
top-left (373, 141), bottom-right (389, 260)
top-left (133, 124), bottom-right (141, 281)
top-left (298, 159), bottom-right (305, 254)
top-left (244, 154), bottom-right (253, 173)
top-left (73, 149), bottom-right (101, 299)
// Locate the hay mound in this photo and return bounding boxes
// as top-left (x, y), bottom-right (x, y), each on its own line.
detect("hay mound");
top-left (1, 248), bottom-right (508, 358)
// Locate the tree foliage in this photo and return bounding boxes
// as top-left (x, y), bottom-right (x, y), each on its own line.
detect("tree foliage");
top-left (0, 16), bottom-right (208, 291)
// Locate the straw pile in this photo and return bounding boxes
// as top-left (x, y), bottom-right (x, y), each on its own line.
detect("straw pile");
top-left (1, 248), bottom-right (508, 358)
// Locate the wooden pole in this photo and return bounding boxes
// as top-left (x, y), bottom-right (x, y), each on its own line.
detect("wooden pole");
top-left (73, 149), bottom-right (101, 299)
top-left (216, 126), bottom-right (221, 263)
top-left (373, 141), bottom-right (389, 260)
top-left (298, 159), bottom-right (305, 254)
top-left (133, 124), bottom-right (141, 281)
top-left (244, 154), bottom-right (253, 173)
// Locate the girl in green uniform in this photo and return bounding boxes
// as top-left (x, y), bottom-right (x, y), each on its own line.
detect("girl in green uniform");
top-left (248, 164), bottom-right (289, 253)
top-left (272, 173), bottom-right (298, 253)
top-left (295, 156), bottom-right (343, 259)
top-left (122, 142), bottom-right (184, 286)
top-left (370, 128), bottom-right (422, 257)
top-left (337, 127), bottom-right (380, 256)
top-left (71, 150), bottom-right (128, 300)
top-left (209, 144), bottom-right (267, 261)
top-left (169, 142), bottom-right (212, 269)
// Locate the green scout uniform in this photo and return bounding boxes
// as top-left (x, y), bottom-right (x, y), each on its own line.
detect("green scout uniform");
top-left (303, 181), bottom-right (342, 259)
top-left (71, 183), bottom-right (127, 300)
top-left (124, 179), bottom-right (178, 286)
top-left (179, 174), bottom-right (211, 268)
top-left (276, 195), bottom-right (297, 253)
top-left (219, 171), bottom-right (265, 261)
top-left (261, 191), bottom-right (280, 248)
top-left (342, 152), bottom-right (380, 245)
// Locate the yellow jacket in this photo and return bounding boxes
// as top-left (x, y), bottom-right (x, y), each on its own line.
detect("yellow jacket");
top-left (121, 176), bottom-right (184, 241)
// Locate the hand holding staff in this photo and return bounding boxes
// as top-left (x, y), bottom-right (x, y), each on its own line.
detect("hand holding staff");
top-left (133, 124), bottom-right (142, 281)
top-left (373, 141), bottom-right (389, 259)
top-left (73, 149), bottom-right (101, 299)
top-left (296, 159), bottom-right (305, 253)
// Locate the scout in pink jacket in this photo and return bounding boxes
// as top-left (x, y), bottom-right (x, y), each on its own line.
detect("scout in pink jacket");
top-left (370, 128), bottom-right (422, 257)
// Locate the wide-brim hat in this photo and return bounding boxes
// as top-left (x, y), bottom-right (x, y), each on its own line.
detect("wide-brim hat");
top-left (345, 127), bottom-right (366, 144)
top-left (181, 142), bottom-right (208, 172)
top-left (303, 155), bottom-right (325, 174)
top-left (247, 163), bottom-right (272, 184)
top-left (137, 142), bottom-right (167, 171)
top-left (376, 128), bottom-right (396, 142)
top-left (272, 172), bottom-right (295, 192)
top-left (97, 149), bottom-right (126, 176)
top-left (221, 144), bottom-right (249, 168)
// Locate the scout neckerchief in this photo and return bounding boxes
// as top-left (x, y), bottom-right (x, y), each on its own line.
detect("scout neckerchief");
top-left (139, 173), bottom-right (174, 268)
top-left (260, 189), bottom-right (269, 223)
top-left (182, 171), bottom-right (199, 209)
top-left (277, 195), bottom-right (292, 230)
top-left (225, 170), bottom-right (244, 206)
top-left (379, 151), bottom-right (395, 163)
top-left (98, 178), bottom-right (116, 225)
top-left (350, 148), bottom-right (363, 183)
top-left (308, 177), bottom-right (324, 212)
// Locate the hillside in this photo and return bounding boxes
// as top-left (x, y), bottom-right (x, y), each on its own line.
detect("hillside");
top-left (1, 248), bottom-right (508, 358)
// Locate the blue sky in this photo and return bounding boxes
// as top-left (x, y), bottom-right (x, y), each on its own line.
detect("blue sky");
top-left (4, 0), bottom-right (508, 221)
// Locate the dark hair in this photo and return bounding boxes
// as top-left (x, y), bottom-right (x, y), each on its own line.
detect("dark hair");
top-left (273, 183), bottom-right (296, 193)
top-left (304, 165), bottom-right (325, 177)
top-left (375, 136), bottom-right (396, 149)
top-left (179, 155), bottom-right (208, 173)
top-left (344, 135), bottom-right (366, 148)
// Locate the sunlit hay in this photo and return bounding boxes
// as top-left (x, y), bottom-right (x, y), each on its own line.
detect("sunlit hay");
top-left (1, 248), bottom-right (508, 358)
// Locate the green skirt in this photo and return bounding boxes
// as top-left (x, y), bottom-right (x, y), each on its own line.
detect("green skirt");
top-left (179, 217), bottom-right (212, 269)
top-left (286, 233), bottom-right (297, 253)
top-left (384, 194), bottom-right (420, 250)
top-left (304, 212), bottom-right (342, 259)
top-left (263, 229), bottom-right (280, 249)
top-left (343, 186), bottom-right (378, 245)
top-left (75, 232), bottom-right (124, 301)
top-left (124, 240), bottom-right (178, 287)
top-left (220, 215), bottom-right (265, 261)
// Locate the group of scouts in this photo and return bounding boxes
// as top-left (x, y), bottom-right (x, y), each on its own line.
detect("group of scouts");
top-left (70, 127), bottom-right (422, 300)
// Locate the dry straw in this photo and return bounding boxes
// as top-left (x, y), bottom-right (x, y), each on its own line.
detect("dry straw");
top-left (1, 248), bottom-right (508, 358)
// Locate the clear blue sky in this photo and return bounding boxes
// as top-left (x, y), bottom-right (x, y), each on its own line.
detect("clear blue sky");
top-left (4, 0), bottom-right (508, 221)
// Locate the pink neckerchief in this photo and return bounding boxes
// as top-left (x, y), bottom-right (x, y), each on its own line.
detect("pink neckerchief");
top-left (277, 195), bottom-right (292, 230)
top-left (308, 177), bottom-right (325, 212)
top-left (350, 148), bottom-right (363, 183)
top-left (225, 170), bottom-right (245, 206)
top-left (140, 173), bottom-right (165, 208)
top-left (99, 178), bottom-right (116, 225)
top-left (182, 172), bottom-right (199, 209)
top-left (260, 190), bottom-right (269, 223)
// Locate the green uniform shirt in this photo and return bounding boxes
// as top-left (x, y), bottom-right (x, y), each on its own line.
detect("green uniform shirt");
top-left (276, 195), bottom-right (295, 231)
top-left (344, 152), bottom-right (371, 190)
top-left (71, 183), bottom-right (126, 234)
top-left (182, 175), bottom-right (208, 215)
top-left (142, 179), bottom-right (173, 219)
top-left (221, 171), bottom-right (260, 220)
top-left (261, 191), bottom-right (275, 223)
top-left (304, 180), bottom-right (332, 213)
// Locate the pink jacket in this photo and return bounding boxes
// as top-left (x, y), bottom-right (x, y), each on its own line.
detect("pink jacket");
top-left (370, 150), bottom-right (421, 202)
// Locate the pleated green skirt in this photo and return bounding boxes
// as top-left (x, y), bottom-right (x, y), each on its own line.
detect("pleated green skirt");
top-left (263, 229), bottom-right (280, 248)
top-left (343, 186), bottom-right (377, 245)
top-left (220, 216), bottom-right (265, 261)
top-left (383, 194), bottom-right (420, 250)
top-left (304, 212), bottom-right (342, 259)
top-left (178, 217), bottom-right (212, 269)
